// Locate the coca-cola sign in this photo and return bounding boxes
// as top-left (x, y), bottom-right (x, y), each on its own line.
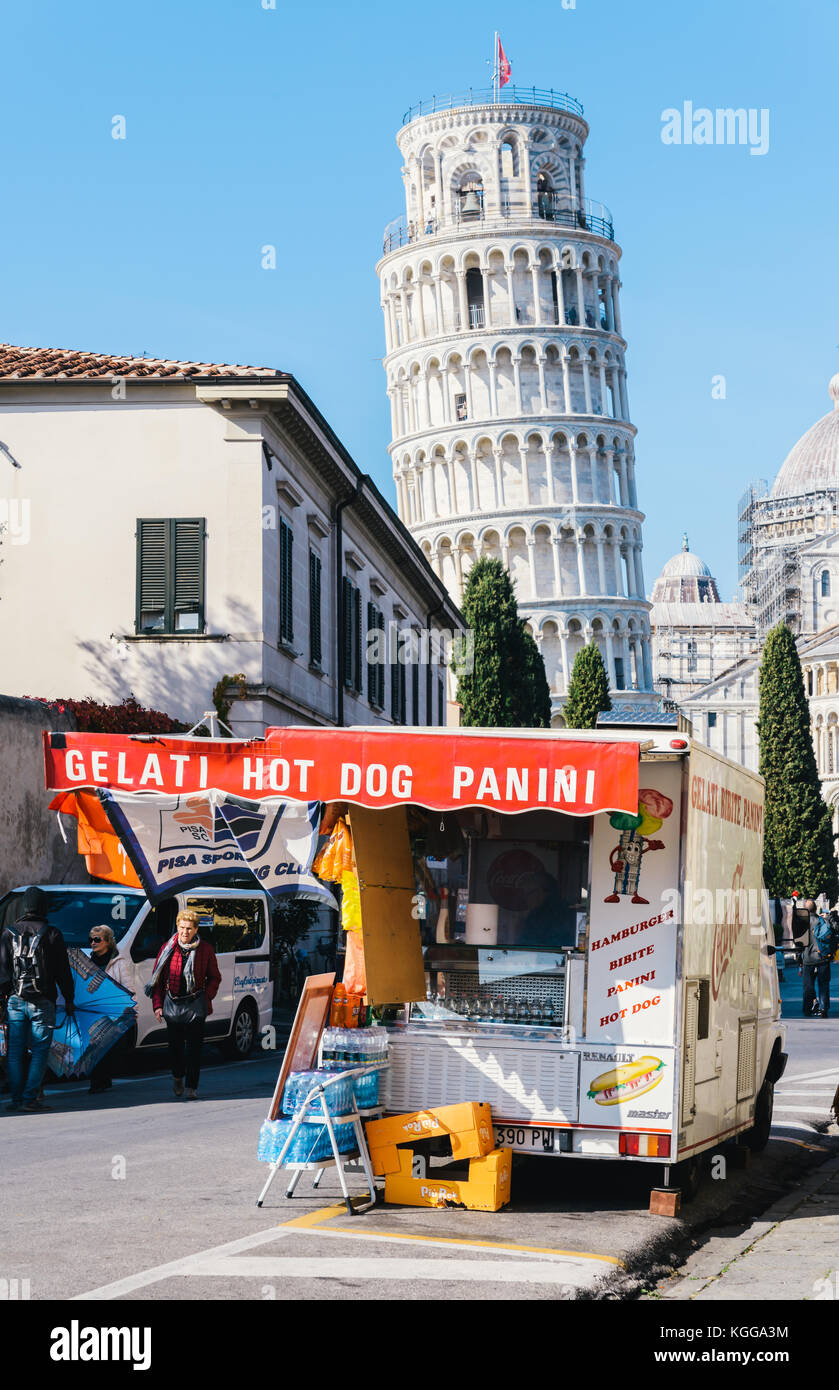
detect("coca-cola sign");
top-left (487, 849), bottom-right (546, 910)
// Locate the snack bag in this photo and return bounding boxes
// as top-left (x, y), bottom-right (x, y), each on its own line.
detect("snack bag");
top-left (343, 932), bottom-right (367, 997)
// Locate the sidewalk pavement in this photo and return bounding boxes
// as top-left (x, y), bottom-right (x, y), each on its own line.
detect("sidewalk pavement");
top-left (650, 1150), bottom-right (839, 1301)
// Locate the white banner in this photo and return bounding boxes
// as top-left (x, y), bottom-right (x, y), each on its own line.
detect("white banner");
top-left (98, 790), bottom-right (337, 908)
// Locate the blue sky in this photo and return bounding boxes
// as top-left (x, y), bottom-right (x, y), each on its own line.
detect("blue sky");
top-left (1, 0), bottom-right (836, 597)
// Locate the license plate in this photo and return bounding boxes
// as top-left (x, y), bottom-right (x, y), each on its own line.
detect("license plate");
top-left (494, 1124), bottom-right (558, 1154)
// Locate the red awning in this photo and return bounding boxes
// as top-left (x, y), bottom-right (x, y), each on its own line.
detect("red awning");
top-left (43, 728), bottom-right (639, 817)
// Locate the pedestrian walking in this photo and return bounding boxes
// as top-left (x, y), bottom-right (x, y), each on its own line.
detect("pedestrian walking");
top-left (794, 898), bottom-right (837, 1018)
top-left (0, 887), bottom-right (75, 1113)
top-left (148, 909), bottom-right (221, 1100)
top-left (85, 925), bottom-right (135, 1096)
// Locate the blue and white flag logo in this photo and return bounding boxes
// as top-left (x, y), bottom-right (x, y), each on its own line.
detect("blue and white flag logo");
top-left (97, 790), bottom-right (337, 908)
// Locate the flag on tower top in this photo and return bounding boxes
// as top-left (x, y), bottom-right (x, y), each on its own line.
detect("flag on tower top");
top-left (497, 36), bottom-right (511, 87)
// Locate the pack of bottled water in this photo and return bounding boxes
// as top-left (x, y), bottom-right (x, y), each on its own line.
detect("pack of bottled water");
top-left (320, 1026), bottom-right (389, 1110)
top-left (281, 1069), bottom-right (353, 1118)
top-left (257, 1116), bottom-right (357, 1165)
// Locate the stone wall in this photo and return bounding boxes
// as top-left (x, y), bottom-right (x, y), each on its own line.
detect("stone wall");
top-left (0, 696), bottom-right (88, 898)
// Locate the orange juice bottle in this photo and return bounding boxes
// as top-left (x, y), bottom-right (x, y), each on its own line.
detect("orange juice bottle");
top-left (330, 982), bottom-right (347, 1027)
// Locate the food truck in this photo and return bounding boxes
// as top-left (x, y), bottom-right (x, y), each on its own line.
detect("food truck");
top-left (44, 725), bottom-right (786, 1193)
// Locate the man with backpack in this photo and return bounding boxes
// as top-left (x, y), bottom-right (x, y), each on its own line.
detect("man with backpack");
top-left (0, 887), bottom-right (74, 1112)
top-left (795, 898), bottom-right (838, 1019)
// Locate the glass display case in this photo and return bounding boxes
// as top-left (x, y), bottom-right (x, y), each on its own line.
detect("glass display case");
top-left (412, 945), bottom-right (570, 1028)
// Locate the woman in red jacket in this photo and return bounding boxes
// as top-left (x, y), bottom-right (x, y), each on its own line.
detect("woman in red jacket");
top-left (149, 909), bottom-right (221, 1100)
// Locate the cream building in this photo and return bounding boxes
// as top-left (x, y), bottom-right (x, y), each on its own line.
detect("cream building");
top-left (0, 343), bottom-right (462, 736)
top-left (651, 536), bottom-right (756, 700)
top-left (376, 86), bottom-right (656, 720)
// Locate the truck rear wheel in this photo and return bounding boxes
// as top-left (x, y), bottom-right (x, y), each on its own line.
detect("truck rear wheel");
top-left (743, 1077), bottom-right (774, 1152)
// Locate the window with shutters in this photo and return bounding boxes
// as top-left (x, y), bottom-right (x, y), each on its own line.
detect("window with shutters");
top-left (437, 675), bottom-right (444, 727)
top-left (412, 648), bottom-right (420, 726)
top-left (136, 518), bottom-right (205, 635)
top-left (279, 517), bottom-right (294, 645)
top-left (391, 632), bottom-right (407, 725)
top-left (342, 577), bottom-right (362, 692)
top-left (309, 550), bottom-right (322, 666)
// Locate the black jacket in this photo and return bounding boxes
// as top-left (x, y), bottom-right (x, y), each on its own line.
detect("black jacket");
top-left (0, 914), bottom-right (75, 1007)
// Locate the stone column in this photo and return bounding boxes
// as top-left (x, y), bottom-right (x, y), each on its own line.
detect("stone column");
top-left (519, 443), bottom-right (531, 506)
top-left (488, 359), bottom-right (498, 416)
top-left (561, 351), bottom-right (572, 413)
top-left (457, 272), bottom-right (468, 333)
top-left (551, 535), bottom-right (562, 594)
top-left (560, 630), bottom-right (571, 689)
top-left (619, 368), bottom-right (629, 420)
top-left (612, 279), bottom-right (623, 336)
top-left (606, 278), bottom-right (616, 332)
top-left (633, 545), bottom-right (645, 597)
top-left (423, 374), bottom-right (432, 431)
top-left (441, 369), bottom-right (451, 426)
top-left (416, 279), bottom-right (426, 338)
top-left (582, 359), bottom-right (593, 414)
top-left (544, 441), bottom-right (556, 505)
top-left (596, 539), bottom-right (607, 595)
top-left (434, 151), bottom-right (444, 222)
top-left (414, 466), bottom-right (425, 521)
top-left (482, 270), bottom-right (492, 329)
top-left (505, 265), bottom-right (516, 325)
top-left (599, 361), bottom-right (608, 414)
top-left (576, 531), bottom-right (587, 596)
top-left (493, 448), bottom-right (505, 508)
top-left (537, 355), bottom-right (548, 413)
top-left (388, 388), bottom-right (397, 437)
top-left (618, 451), bottom-right (628, 507)
top-left (642, 638), bottom-right (654, 690)
top-left (569, 440), bottom-right (580, 505)
top-left (575, 267), bottom-right (586, 326)
top-left (454, 546), bottom-right (464, 599)
top-left (522, 142), bottom-right (533, 213)
top-left (569, 154), bottom-right (578, 208)
top-left (513, 356), bottom-right (523, 413)
top-left (526, 537), bottom-right (538, 600)
top-left (604, 448), bottom-right (616, 503)
top-left (531, 265), bottom-right (543, 325)
top-left (555, 263), bottom-right (566, 326)
top-left (400, 288), bottom-right (410, 341)
top-left (448, 454), bottom-right (458, 513)
top-left (432, 277), bottom-right (442, 335)
top-left (464, 360), bottom-right (474, 420)
top-left (429, 458), bottom-right (439, 518)
top-left (605, 631), bottom-right (617, 688)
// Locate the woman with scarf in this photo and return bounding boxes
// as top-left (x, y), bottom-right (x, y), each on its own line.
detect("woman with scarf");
top-left (87, 924), bottom-right (135, 1096)
top-left (148, 909), bottom-right (221, 1100)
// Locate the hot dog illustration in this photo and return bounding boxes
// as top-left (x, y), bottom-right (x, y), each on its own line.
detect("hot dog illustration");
top-left (586, 1055), bottom-right (665, 1105)
top-left (604, 787), bottom-right (674, 905)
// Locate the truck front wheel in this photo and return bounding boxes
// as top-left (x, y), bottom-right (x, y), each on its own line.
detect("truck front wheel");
top-left (743, 1078), bottom-right (774, 1152)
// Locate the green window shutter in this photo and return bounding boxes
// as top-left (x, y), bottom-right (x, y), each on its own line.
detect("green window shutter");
top-left (367, 602), bottom-right (377, 703)
top-left (172, 519), bottom-right (205, 633)
top-left (399, 652), bottom-right (407, 725)
top-left (136, 519), bottom-right (167, 633)
top-left (438, 676), bottom-right (444, 727)
top-left (353, 587), bottom-right (362, 691)
top-left (342, 577), bottom-right (353, 688)
top-left (412, 652), bottom-right (419, 727)
top-left (376, 609), bottom-right (386, 707)
top-left (279, 518), bottom-right (294, 644)
top-left (309, 551), bottom-right (322, 665)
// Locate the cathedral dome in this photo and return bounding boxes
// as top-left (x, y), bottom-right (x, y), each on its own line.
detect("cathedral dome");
top-left (651, 536), bottom-right (720, 603)
top-left (771, 376), bottom-right (839, 499)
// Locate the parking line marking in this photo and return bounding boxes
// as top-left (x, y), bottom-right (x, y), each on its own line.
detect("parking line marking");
top-left (74, 1225), bottom-right (294, 1300)
top-left (310, 1224), bottom-right (624, 1265)
top-left (183, 1255), bottom-right (604, 1287)
top-left (280, 1203), bottom-right (355, 1229)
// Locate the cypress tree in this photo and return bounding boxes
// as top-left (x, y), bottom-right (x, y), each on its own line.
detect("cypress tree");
top-left (758, 622), bottom-right (838, 900)
top-left (455, 557), bottom-right (551, 728)
top-left (562, 642), bottom-right (612, 730)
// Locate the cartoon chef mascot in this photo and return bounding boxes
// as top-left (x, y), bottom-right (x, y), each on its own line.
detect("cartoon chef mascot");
top-left (604, 787), bottom-right (673, 905)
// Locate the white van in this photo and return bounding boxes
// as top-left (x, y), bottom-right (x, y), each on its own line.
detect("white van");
top-left (0, 883), bottom-right (274, 1059)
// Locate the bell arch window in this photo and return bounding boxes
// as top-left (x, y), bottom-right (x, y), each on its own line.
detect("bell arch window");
top-left (457, 177), bottom-right (484, 222)
top-left (500, 139), bottom-right (518, 181)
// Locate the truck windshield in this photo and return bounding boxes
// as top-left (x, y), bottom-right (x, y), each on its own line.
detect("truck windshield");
top-left (0, 890), bottom-right (145, 946)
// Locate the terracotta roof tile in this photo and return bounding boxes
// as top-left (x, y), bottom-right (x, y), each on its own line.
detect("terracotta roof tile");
top-left (0, 343), bottom-right (289, 382)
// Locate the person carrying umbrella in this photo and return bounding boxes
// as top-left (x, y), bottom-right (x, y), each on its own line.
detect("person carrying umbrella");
top-left (0, 887), bottom-right (74, 1113)
top-left (85, 925), bottom-right (136, 1096)
top-left (148, 909), bottom-right (221, 1100)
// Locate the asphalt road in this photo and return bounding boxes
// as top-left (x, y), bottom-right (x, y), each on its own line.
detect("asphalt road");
top-left (1, 971), bottom-right (836, 1302)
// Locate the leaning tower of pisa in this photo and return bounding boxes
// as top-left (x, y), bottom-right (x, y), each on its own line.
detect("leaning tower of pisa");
top-left (376, 85), bottom-right (656, 718)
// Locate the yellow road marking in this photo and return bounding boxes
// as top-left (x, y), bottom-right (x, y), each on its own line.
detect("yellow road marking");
top-left (280, 1203), bottom-right (623, 1266)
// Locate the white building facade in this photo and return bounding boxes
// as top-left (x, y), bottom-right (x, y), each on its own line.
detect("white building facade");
top-left (376, 87), bottom-right (655, 720)
top-left (651, 536), bottom-right (756, 700)
top-left (0, 344), bottom-right (462, 737)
